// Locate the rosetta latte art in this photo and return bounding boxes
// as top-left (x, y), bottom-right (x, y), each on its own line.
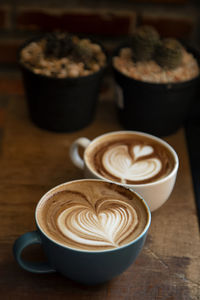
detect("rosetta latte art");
top-left (57, 199), bottom-right (138, 249)
top-left (102, 144), bottom-right (162, 183)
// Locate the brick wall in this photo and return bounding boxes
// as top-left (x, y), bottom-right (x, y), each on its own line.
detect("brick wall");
top-left (0, 0), bottom-right (199, 66)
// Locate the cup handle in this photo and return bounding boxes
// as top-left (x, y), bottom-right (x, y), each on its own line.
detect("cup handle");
top-left (13, 231), bottom-right (55, 274)
top-left (69, 137), bottom-right (91, 170)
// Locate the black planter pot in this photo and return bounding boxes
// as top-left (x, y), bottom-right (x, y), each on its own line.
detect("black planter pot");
top-left (19, 36), bottom-right (107, 132)
top-left (112, 44), bottom-right (200, 137)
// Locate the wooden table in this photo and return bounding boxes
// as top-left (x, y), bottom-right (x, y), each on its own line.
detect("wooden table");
top-left (0, 87), bottom-right (199, 299)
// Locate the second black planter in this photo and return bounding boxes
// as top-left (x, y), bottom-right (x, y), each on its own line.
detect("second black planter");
top-left (113, 45), bottom-right (200, 137)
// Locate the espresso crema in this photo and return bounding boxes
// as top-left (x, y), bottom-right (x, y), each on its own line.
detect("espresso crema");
top-left (86, 133), bottom-right (175, 184)
top-left (37, 181), bottom-right (148, 251)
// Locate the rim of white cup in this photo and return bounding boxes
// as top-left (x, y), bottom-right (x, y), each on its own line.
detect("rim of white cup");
top-left (84, 130), bottom-right (179, 188)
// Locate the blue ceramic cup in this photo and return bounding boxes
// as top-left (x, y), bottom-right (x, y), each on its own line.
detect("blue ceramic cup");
top-left (13, 179), bottom-right (151, 285)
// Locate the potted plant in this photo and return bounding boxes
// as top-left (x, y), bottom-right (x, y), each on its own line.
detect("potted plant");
top-left (19, 32), bottom-right (107, 132)
top-left (112, 25), bottom-right (200, 136)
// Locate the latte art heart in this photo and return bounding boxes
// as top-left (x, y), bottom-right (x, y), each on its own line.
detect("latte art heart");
top-left (37, 181), bottom-right (148, 251)
top-left (133, 145), bottom-right (153, 160)
top-left (102, 145), bottom-right (162, 183)
top-left (57, 199), bottom-right (138, 248)
top-left (86, 133), bottom-right (175, 185)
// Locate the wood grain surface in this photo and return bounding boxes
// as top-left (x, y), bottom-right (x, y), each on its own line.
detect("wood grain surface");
top-left (0, 94), bottom-right (199, 300)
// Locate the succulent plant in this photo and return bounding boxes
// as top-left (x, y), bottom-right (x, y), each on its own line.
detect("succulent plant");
top-left (131, 25), bottom-right (160, 61)
top-left (155, 38), bottom-right (183, 69)
top-left (73, 39), bottom-right (94, 64)
top-left (44, 33), bottom-right (95, 67)
top-left (44, 33), bottom-right (75, 58)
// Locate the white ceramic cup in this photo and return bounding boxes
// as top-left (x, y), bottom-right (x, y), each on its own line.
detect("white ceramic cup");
top-left (69, 131), bottom-right (179, 212)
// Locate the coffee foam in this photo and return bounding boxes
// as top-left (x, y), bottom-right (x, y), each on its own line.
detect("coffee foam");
top-left (37, 180), bottom-right (148, 251)
top-left (86, 133), bottom-right (175, 184)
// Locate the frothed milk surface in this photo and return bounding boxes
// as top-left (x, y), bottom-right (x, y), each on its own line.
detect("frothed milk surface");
top-left (86, 133), bottom-right (175, 184)
top-left (37, 181), bottom-right (148, 251)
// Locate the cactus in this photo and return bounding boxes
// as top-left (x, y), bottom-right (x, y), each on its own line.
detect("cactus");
top-left (44, 33), bottom-right (95, 66)
top-left (73, 39), bottom-right (94, 64)
top-left (131, 25), bottom-right (160, 61)
top-left (155, 38), bottom-right (183, 69)
top-left (44, 33), bottom-right (75, 58)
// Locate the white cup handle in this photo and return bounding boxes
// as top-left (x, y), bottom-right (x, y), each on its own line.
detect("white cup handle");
top-left (69, 137), bottom-right (91, 170)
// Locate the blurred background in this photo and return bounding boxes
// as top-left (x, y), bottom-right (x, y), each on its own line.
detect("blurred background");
top-left (0, 0), bottom-right (200, 127)
top-left (0, 0), bottom-right (199, 68)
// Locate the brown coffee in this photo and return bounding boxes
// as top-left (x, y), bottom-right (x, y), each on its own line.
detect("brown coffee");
top-left (36, 180), bottom-right (149, 251)
top-left (85, 132), bottom-right (175, 184)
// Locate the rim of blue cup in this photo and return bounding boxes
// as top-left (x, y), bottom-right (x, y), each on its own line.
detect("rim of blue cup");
top-left (35, 179), bottom-right (151, 254)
